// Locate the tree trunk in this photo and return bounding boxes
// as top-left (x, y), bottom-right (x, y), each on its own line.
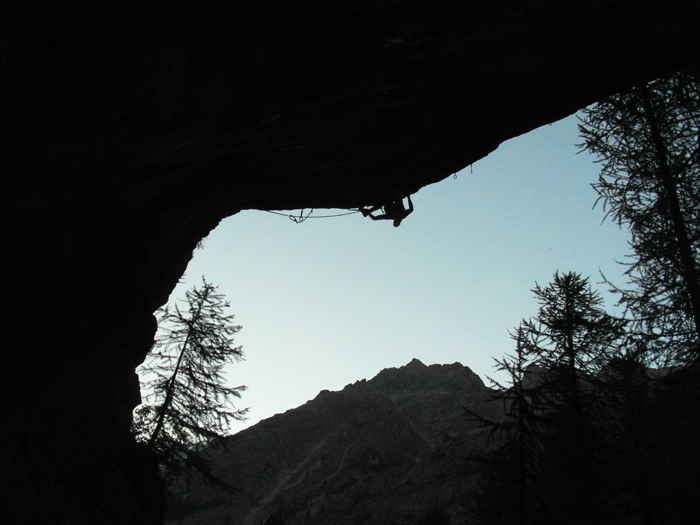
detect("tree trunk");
top-left (148, 297), bottom-right (206, 450)
top-left (641, 85), bottom-right (700, 346)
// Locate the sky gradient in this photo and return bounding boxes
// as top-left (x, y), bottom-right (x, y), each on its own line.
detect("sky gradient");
top-left (160, 112), bottom-right (632, 434)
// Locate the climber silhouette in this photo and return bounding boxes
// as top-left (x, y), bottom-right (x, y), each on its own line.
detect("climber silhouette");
top-left (359, 193), bottom-right (414, 227)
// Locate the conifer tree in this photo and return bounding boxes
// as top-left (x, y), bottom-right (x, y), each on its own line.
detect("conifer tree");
top-left (132, 277), bottom-right (247, 490)
top-left (466, 339), bottom-right (551, 525)
top-left (468, 272), bottom-right (625, 525)
top-left (596, 345), bottom-right (658, 525)
top-left (578, 67), bottom-right (700, 365)
top-left (518, 272), bottom-right (625, 523)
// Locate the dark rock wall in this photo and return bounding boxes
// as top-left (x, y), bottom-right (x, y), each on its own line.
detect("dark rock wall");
top-left (2, 1), bottom-right (699, 523)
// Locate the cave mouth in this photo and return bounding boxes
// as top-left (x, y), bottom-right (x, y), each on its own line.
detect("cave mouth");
top-left (160, 113), bottom-right (630, 434)
top-left (5, 1), bottom-right (700, 523)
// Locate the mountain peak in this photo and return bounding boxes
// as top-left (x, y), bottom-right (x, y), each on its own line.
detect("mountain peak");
top-left (406, 357), bottom-right (427, 369)
top-left (165, 360), bottom-right (500, 525)
top-left (367, 359), bottom-right (484, 396)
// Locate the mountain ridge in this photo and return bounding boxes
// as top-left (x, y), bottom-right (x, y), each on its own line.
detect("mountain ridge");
top-left (166, 359), bottom-right (499, 525)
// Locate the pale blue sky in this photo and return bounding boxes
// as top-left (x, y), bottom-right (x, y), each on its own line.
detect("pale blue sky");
top-left (164, 112), bottom-right (631, 433)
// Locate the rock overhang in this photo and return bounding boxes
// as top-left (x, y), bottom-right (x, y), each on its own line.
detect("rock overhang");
top-left (3, 1), bottom-right (700, 523)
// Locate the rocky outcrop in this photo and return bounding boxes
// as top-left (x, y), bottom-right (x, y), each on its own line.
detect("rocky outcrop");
top-left (3, 1), bottom-right (700, 523)
top-left (165, 359), bottom-right (500, 525)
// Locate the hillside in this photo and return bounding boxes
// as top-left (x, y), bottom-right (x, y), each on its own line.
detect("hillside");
top-left (166, 359), bottom-right (502, 525)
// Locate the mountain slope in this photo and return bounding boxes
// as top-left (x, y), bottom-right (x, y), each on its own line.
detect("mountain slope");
top-left (166, 359), bottom-right (501, 525)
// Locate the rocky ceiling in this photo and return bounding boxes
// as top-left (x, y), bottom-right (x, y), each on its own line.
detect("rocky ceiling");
top-left (3, 1), bottom-right (699, 523)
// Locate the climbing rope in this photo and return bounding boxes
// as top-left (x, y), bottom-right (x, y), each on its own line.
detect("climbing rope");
top-left (264, 209), bottom-right (361, 224)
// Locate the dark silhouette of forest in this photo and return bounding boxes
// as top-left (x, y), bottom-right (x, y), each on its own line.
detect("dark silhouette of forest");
top-left (465, 67), bottom-right (700, 525)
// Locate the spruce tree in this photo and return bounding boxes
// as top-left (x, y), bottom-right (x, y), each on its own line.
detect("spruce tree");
top-left (132, 277), bottom-right (247, 490)
top-left (578, 67), bottom-right (700, 365)
top-left (466, 339), bottom-right (551, 525)
top-left (596, 346), bottom-right (658, 525)
top-left (518, 272), bottom-right (625, 524)
top-left (469, 272), bottom-right (625, 525)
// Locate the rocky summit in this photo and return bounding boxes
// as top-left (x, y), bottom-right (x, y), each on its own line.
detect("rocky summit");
top-left (166, 359), bottom-right (501, 525)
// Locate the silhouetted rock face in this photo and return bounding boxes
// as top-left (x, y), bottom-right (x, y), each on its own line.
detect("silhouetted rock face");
top-left (166, 360), bottom-right (500, 525)
top-left (4, 2), bottom-right (700, 523)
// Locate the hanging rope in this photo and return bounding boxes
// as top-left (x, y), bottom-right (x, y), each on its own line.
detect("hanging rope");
top-left (264, 209), bottom-right (361, 224)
